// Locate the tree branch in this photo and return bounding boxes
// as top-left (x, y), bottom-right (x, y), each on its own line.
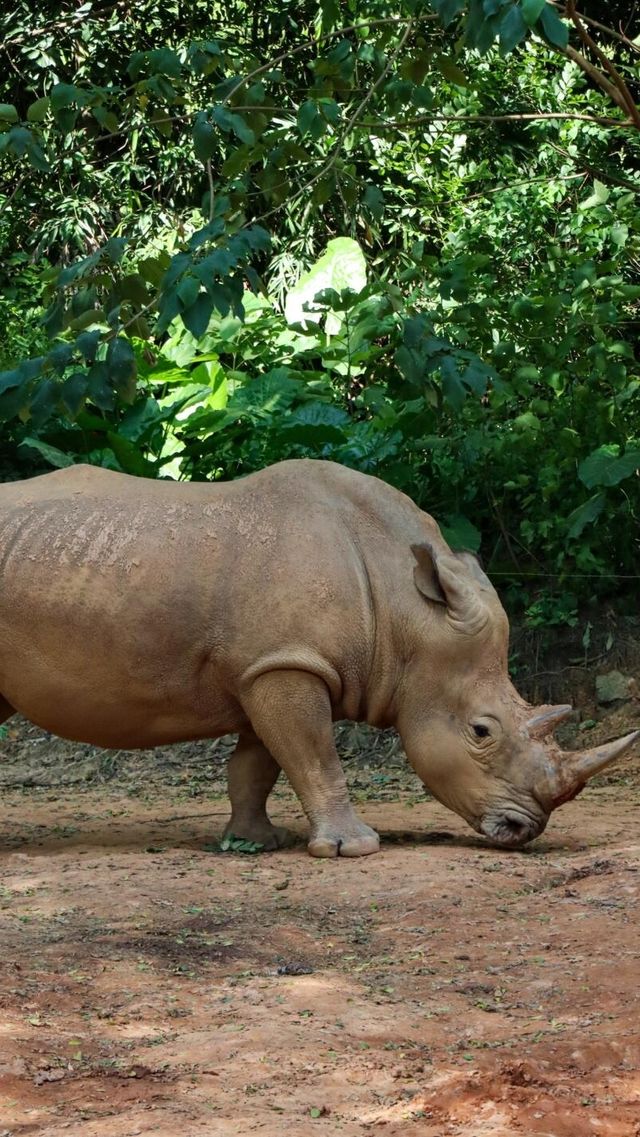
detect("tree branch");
top-left (552, 3), bottom-right (638, 46)
top-left (565, 1), bottom-right (640, 128)
top-left (362, 111), bottom-right (629, 128)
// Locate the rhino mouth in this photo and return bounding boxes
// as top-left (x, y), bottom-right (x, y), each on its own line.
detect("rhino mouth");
top-left (479, 811), bottom-right (546, 849)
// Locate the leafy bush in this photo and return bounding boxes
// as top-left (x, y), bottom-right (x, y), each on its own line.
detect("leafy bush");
top-left (1, 1), bottom-right (639, 616)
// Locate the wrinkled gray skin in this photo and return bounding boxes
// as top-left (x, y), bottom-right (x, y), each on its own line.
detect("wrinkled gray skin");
top-left (0, 459), bottom-right (636, 857)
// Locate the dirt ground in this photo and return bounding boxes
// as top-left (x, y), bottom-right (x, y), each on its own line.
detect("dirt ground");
top-left (1, 704), bottom-right (640, 1137)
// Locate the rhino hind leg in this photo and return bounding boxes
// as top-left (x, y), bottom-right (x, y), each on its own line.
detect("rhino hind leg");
top-left (243, 670), bottom-right (380, 858)
top-left (224, 731), bottom-right (290, 850)
top-left (0, 696), bottom-right (15, 725)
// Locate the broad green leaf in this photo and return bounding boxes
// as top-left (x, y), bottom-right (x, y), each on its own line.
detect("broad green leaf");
top-left (27, 97), bottom-right (49, 122)
top-left (521, 0), bottom-right (547, 26)
top-left (212, 104), bottom-right (255, 145)
top-left (182, 293), bottom-right (214, 338)
top-left (440, 514), bottom-right (482, 553)
top-left (434, 55), bottom-right (468, 86)
top-left (440, 355), bottom-right (465, 411)
top-left (119, 274), bottom-right (150, 307)
top-left (192, 360), bottom-right (227, 409)
top-left (92, 105), bottom-right (120, 133)
top-left (50, 83), bottom-right (80, 110)
top-left (318, 97), bottom-right (341, 124)
top-left (177, 276), bottom-right (201, 309)
top-left (0, 369), bottom-right (22, 395)
top-left (192, 113), bottom-right (217, 161)
top-left (297, 100), bottom-right (325, 140)
top-left (19, 439), bottom-right (75, 468)
top-left (363, 185), bottom-right (385, 220)
top-left (539, 4), bottom-right (569, 47)
top-left (462, 358), bottom-right (493, 395)
top-left (431, 0), bottom-right (465, 25)
top-left (499, 5), bottom-right (527, 54)
top-left (285, 404), bottom-right (350, 428)
top-left (103, 237), bottom-right (126, 264)
top-left (3, 126), bottom-right (32, 156)
top-left (61, 372), bottom-right (89, 418)
top-left (319, 0), bottom-right (340, 31)
top-left (279, 403), bottom-right (350, 446)
top-left (106, 336), bottom-right (137, 402)
top-left (514, 411), bottom-right (540, 431)
top-left (88, 362), bottom-right (116, 411)
top-left (128, 47), bottom-right (181, 80)
top-left (106, 432), bottom-right (157, 477)
top-left (29, 378), bottom-right (59, 427)
top-left (117, 397), bottom-right (162, 442)
top-left (610, 223), bottom-right (628, 247)
top-left (25, 135), bottom-right (50, 172)
top-left (54, 107), bottom-right (78, 134)
top-left (279, 421), bottom-right (346, 447)
top-left (138, 254), bottom-right (171, 286)
top-left (229, 369), bottom-right (301, 414)
top-left (581, 180), bottom-right (610, 209)
top-left (285, 238), bottom-right (367, 331)
top-left (566, 493), bottom-right (606, 539)
top-left (578, 445), bottom-right (640, 489)
top-left (0, 104), bottom-right (19, 123)
top-left (48, 343), bottom-right (74, 373)
top-left (77, 329), bottom-right (102, 363)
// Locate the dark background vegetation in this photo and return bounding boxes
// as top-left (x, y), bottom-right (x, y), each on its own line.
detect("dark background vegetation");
top-left (1, 0), bottom-right (638, 631)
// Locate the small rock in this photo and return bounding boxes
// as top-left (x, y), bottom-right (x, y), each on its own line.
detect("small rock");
top-left (34, 1068), bottom-right (66, 1085)
top-left (595, 671), bottom-right (635, 705)
top-left (276, 961), bottom-right (313, 976)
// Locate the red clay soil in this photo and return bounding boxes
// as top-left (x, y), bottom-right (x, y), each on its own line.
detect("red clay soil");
top-left (1, 751), bottom-right (640, 1137)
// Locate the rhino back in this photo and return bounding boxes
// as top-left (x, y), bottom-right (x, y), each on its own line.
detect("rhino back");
top-left (0, 461), bottom-right (399, 744)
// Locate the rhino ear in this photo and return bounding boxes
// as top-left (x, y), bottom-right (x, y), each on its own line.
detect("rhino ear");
top-left (411, 541), bottom-right (490, 634)
top-left (411, 543), bottom-right (446, 604)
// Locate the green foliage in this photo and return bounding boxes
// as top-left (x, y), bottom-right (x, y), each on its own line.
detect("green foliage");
top-left (219, 833), bottom-right (265, 854)
top-left (1, 1), bottom-right (639, 616)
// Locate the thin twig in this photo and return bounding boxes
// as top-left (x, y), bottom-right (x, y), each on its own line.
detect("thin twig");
top-left (302, 19), bottom-right (416, 196)
top-left (462, 171), bottom-right (585, 202)
top-left (488, 491), bottom-right (521, 571)
top-left (222, 15), bottom-right (432, 107)
top-left (206, 159), bottom-right (215, 222)
top-left (546, 140), bottom-right (640, 192)
top-left (0, 173), bottom-right (27, 218)
top-left (240, 20), bottom-right (417, 227)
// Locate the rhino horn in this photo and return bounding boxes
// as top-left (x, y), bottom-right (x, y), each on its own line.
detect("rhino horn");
top-left (540, 730), bottom-right (640, 810)
top-left (526, 704), bottom-right (573, 739)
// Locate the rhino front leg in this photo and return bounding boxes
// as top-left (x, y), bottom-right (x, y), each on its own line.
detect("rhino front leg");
top-left (242, 670), bottom-right (380, 858)
top-left (224, 731), bottom-right (290, 850)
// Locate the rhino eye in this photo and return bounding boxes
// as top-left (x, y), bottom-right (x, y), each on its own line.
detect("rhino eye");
top-left (472, 723), bottom-right (491, 739)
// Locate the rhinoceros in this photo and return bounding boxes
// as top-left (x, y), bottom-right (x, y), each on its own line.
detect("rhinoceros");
top-left (0, 458), bottom-right (636, 856)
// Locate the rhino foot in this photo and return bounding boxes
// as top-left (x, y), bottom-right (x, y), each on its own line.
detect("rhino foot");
top-left (308, 820), bottom-right (380, 858)
top-left (223, 818), bottom-right (292, 851)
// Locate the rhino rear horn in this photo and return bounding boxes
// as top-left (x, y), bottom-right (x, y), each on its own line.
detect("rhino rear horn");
top-left (526, 704), bottom-right (573, 739)
top-left (411, 542), bottom-right (489, 635)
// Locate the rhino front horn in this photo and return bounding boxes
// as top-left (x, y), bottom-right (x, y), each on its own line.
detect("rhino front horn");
top-left (542, 729), bottom-right (640, 810)
top-left (526, 704), bottom-right (573, 739)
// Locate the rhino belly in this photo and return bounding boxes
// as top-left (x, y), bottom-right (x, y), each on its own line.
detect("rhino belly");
top-left (0, 592), bottom-right (243, 749)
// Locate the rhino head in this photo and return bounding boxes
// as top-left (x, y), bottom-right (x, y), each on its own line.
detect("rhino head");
top-left (395, 541), bottom-right (639, 849)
